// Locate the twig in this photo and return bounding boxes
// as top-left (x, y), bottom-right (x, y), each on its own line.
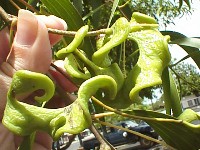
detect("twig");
top-left (17, 0), bottom-right (41, 14)
top-left (9, 0), bottom-right (21, 10)
top-left (89, 124), bottom-right (116, 150)
top-left (118, 0), bottom-right (131, 8)
top-left (92, 112), bottom-right (115, 119)
top-left (91, 96), bottom-right (182, 123)
top-left (169, 66), bottom-right (200, 90)
top-left (0, 6), bottom-right (158, 37)
top-left (50, 63), bottom-right (78, 88)
top-left (48, 28), bottom-right (113, 36)
top-left (0, 6), bottom-right (13, 25)
top-left (0, 6), bottom-right (112, 36)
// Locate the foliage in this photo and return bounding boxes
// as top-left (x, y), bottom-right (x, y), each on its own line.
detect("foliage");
top-left (171, 60), bottom-right (200, 97)
top-left (129, 0), bottom-right (191, 26)
top-left (1, 0), bottom-right (200, 150)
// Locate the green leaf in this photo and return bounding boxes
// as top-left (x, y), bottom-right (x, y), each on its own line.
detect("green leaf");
top-left (171, 51), bottom-right (200, 67)
top-left (179, 0), bottom-right (191, 9)
top-left (161, 67), bottom-right (182, 117)
top-left (107, 0), bottom-right (119, 28)
top-left (162, 31), bottom-right (200, 69)
top-left (41, 0), bottom-right (83, 30)
top-left (72, 0), bottom-right (83, 16)
top-left (170, 37), bottom-right (200, 48)
top-left (124, 109), bottom-right (200, 150)
top-left (170, 37), bottom-right (200, 67)
top-left (184, 0), bottom-right (191, 9)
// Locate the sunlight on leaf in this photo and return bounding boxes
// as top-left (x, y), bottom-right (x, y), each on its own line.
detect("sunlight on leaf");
top-left (107, 0), bottom-right (119, 28)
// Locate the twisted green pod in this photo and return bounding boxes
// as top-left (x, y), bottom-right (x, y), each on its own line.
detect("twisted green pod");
top-left (92, 17), bottom-right (130, 67)
top-left (72, 49), bottom-right (125, 91)
top-left (64, 53), bottom-right (91, 82)
top-left (3, 70), bottom-right (117, 142)
top-left (130, 12), bottom-right (158, 32)
top-left (127, 29), bottom-right (171, 101)
top-left (56, 25), bottom-right (89, 59)
top-left (131, 12), bottom-right (157, 24)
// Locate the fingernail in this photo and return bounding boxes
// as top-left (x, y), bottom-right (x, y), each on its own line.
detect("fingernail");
top-left (57, 18), bottom-right (68, 30)
top-left (15, 10), bottom-right (38, 46)
top-left (49, 15), bottom-right (68, 30)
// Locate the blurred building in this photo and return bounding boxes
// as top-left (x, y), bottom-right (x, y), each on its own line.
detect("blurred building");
top-left (181, 94), bottom-right (200, 112)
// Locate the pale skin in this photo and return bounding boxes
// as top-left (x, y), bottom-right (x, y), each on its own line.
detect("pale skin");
top-left (0, 9), bottom-right (72, 150)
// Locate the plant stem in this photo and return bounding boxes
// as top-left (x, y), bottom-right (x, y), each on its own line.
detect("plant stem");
top-left (17, 0), bottom-right (41, 14)
top-left (92, 112), bottom-right (115, 119)
top-left (0, 6), bottom-right (13, 25)
top-left (118, 0), bottom-right (131, 8)
top-left (122, 41), bottom-right (126, 78)
top-left (48, 28), bottom-right (113, 36)
top-left (89, 124), bottom-right (116, 150)
top-left (0, 6), bottom-right (158, 38)
top-left (50, 63), bottom-right (78, 88)
top-left (169, 66), bottom-right (200, 90)
top-left (9, 0), bottom-right (21, 10)
top-left (73, 49), bottom-right (100, 72)
top-left (91, 96), bottom-right (183, 123)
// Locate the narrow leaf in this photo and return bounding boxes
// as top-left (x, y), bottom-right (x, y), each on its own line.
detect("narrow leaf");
top-left (170, 37), bottom-right (200, 48)
top-left (72, 0), bottom-right (83, 16)
top-left (184, 0), bottom-right (191, 9)
top-left (162, 31), bottom-right (200, 69)
top-left (41, 0), bottom-right (83, 30)
top-left (161, 67), bottom-right (182, 117)
top-left (107, 0), bottom-right (119, 28)
top-left (179, 0), bottom-right (191, 9)
top-left (124, 109), bottom-right (200, 150)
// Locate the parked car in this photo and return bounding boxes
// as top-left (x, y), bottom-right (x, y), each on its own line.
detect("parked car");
top-left (134, 120), bottom-right (159, 147)
top-left (82, 120), bottom-right (159, 150)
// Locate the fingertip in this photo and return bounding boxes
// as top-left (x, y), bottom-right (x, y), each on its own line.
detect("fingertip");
top-left (36, 15), bottom-right (67, 45)
top-left (48, 15), bottom-right (67, 31)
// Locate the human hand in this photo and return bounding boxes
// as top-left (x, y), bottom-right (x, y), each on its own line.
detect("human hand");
top-left (0, 9), bottom-right (68, 150)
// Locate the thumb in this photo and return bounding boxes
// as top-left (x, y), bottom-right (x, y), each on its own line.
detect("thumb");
top-left (1, 9), bottom-right (52, 77)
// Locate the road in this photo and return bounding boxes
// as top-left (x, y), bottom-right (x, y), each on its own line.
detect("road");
top-left (67, 141), bottom-right (163, 150)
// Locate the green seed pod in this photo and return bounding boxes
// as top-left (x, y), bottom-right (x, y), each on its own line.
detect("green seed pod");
top-left (64, 53), bottom-right (91, 82)
top-left (92, 17), bottom-right (130, 67)
top-left (127, 29), bottom-right (171, 102)
top-left (56, 25), bottom-right (89, 59)
top-left (2, 70), bottom-right (117, 145)
top-left (131, 12), bottom-right (157, 24)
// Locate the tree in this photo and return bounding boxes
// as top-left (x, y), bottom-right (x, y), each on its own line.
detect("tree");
top-left (170, 60), bottom-right (200, 97)
top-left (1, 0), bottom-right (200, 150)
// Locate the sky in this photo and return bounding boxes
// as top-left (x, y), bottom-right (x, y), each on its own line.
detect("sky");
top-left (163, 0), bottom-right (200, 68)
top-left (144, 1), bottom-right (200, 104)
